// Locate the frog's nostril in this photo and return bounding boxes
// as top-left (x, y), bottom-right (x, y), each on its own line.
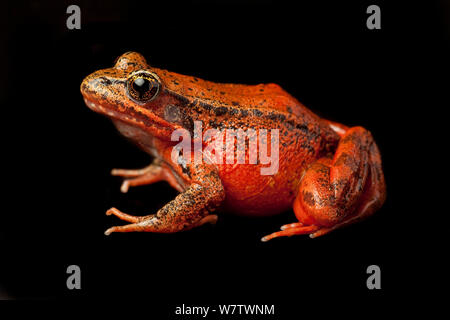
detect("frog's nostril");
top-left (98, 76), bottom-right (112, 85)
top-left (81, 74), bottom-right (101, 96)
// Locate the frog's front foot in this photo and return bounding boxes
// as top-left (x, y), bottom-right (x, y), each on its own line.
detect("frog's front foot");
top-left (111, 159), bottom-right (184, 193)
top-left (261, 126), bottom-right (386, 242)
top-left (111, 160), bottom-right (164, 193)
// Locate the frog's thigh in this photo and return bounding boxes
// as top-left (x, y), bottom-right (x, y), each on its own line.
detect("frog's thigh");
top-left (295, 126), bottom-right (386, 229)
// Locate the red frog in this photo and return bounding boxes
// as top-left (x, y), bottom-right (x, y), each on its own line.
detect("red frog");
top-left (80, 52), bottom-right (386, 241)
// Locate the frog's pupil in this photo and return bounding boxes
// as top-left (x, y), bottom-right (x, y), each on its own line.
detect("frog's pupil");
top-left (133, 77), bottom-right (150, 96)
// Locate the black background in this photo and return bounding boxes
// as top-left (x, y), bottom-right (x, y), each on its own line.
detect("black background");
top-left (1, 0), bottom-right (448, 314)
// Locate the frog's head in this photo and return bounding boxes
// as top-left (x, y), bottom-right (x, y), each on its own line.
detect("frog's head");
top-left (81, 51), bottom-right (194, 140)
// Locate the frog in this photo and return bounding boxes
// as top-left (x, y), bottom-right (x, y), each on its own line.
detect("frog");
top-left (80, 52), bottom-right (386, 241)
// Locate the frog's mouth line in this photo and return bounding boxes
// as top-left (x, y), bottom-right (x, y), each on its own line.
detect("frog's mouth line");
top-left (83, 97), bottom-right (144, 127)
top-left (83, 97), bottom-right (175, 136)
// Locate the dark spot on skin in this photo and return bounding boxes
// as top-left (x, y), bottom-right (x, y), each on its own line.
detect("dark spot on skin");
top-left (198, 101), bottom-right (212, 111)
top-left (214, 106), bottom-right (229, 116)
top-left (240, 109), bottom-right (249, 117)
top-left (232, 101), bottom-right (240, 106)
top-left (193, 78), bottom-right (199, 82)
top-left (266, 112), bottom-right (286, 122)
top-left (188, 88), bottom-right (193, 91)
top-left (182, 116), bottom-right (194, 134)
top-left (259, 88), bottom-right (264, 92)
top-left (173, 80), bottom-right (179, 85)
top-left (317, 165), bottom-right (329, 175)
top-left (181, 164), bottom-right (191, 178)
top-left (229, 108), bottom-right (239, 116)
top-left (296, 124), bottom-right (309, 134)
top-left (286, 106), bottom-right (293, 114)
top-left (98, 76), bottom-right (112, 85)
top-left (303, 191), bottom-right (316, 206)
top-left (220, 91), bottom-right (225, 95)
top-left (252, 109), bottom-right (263, 117)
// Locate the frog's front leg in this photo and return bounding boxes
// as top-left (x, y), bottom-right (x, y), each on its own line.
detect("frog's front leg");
top-left (262, 126), bottom-right (386, 241)
top-left (104, 164), bottom-right (225, 235)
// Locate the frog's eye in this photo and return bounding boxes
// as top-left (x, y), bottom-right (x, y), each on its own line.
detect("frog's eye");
top-left (127, 71), bottom-right (160, 102)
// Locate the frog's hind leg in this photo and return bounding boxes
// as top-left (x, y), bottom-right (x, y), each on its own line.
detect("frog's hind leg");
top-left (261, 126), bottom-right (386, 242)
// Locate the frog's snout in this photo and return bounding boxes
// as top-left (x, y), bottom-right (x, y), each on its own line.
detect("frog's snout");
top-left (80, 74), bottom-right (92, 98)
top-left (80, 72), bottom-right (99, 99)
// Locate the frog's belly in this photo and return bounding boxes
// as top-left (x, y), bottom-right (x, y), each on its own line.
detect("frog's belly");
top-left (218, 164), bottom-right (303, 217)
top-left (222, 189), bottom-right (295, 217)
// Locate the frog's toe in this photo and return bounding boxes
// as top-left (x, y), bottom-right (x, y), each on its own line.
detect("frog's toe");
top-left (195, 214), bottom-right (218, 227)
top-left (111, 164), bottom-right (154, 178)
top-left (104, 222), bottom-right (148, 235)
top-left (106, 207), bottom-right (141, 223)
top-left (261, 225), bottom-right (319, 242)
top-left (280, 222), bottom-right (304, 230)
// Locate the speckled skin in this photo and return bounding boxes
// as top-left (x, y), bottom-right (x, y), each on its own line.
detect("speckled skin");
top-left (80, 52), bottom-right (386, 240)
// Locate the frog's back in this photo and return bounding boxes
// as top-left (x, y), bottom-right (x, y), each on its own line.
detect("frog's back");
top-left (156, 67), bottom-right (320, 121)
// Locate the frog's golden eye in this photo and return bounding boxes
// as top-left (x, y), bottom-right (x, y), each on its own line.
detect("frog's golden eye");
top-left (127, 71), bottom-right (160, 102)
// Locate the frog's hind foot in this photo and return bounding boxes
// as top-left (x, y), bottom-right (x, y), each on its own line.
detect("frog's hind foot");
top-left (261, 225), bottom-right (320, 242)
top-left (261, 126), bottom-right (386, 242)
